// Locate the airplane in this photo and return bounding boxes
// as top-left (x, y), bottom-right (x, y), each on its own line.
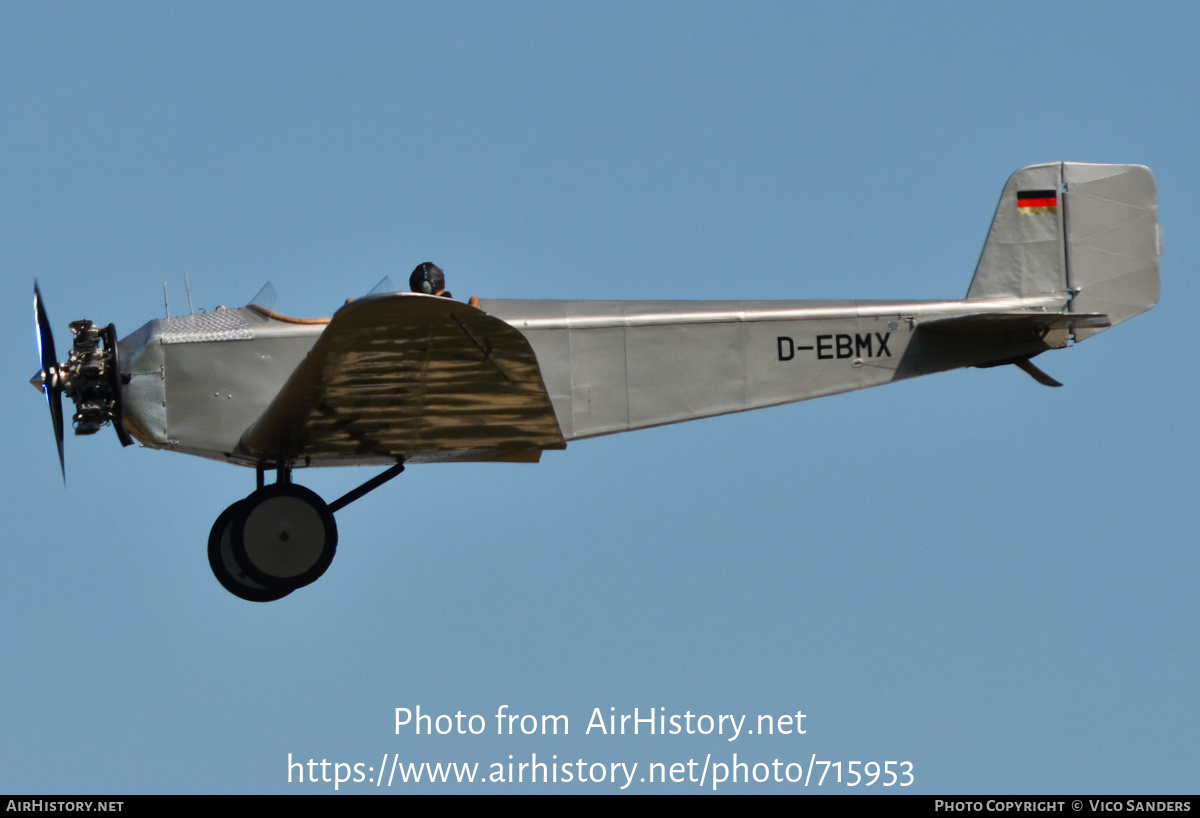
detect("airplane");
top-left (30, 162), bottom-right (1162, 602)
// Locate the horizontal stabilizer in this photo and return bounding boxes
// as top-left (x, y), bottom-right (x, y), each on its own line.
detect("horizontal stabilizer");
top-left (916, 311), bottom-right (1104, 380)
top-left (920, 311), bottom-right (1111, 336)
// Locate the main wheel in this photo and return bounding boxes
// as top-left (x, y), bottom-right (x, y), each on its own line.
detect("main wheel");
top-left (208, 501), bottom-right (293, 602)
top-left (231, 483), bottom-right (338, 590)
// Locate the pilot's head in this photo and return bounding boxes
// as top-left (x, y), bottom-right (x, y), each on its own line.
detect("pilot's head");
top-left (409, 262), bottom-right (445, 295)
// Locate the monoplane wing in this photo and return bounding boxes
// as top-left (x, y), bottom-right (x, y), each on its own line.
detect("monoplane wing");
top-left (236, 294), bottom-right (565, 465)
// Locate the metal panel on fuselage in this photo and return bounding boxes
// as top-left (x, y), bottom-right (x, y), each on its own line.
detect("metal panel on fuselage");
top-left (118, 308), bottom-right (323, 461)
top-left (482, 298), bottom-right (1055, 442)
top-left (627, 314), bottom-right (911, 434)
top-left (163, 334), bottom-right (317, 459)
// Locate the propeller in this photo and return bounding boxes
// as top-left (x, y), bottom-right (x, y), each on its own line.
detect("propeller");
top-left (30, 283), bottom-right (133, 482)
top-left (31, 282), bottom-right (66, 481)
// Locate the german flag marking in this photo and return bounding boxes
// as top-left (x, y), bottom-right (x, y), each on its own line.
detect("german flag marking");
top-left (1017, 189), bottom-right (1057, 215)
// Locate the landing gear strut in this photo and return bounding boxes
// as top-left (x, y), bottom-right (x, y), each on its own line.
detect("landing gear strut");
top-left (207, 462), bottom-right (404, 602)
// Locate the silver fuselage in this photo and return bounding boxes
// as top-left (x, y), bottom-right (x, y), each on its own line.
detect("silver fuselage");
top-left (117, 293), bottom-right (1066, 468)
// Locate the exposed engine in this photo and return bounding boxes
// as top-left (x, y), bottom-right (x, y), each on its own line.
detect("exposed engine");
top-left (57, 320), bottom-right (129, 437)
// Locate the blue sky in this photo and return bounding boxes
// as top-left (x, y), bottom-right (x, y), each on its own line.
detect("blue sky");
top-left (2, 2), bottom-right (1196, 793)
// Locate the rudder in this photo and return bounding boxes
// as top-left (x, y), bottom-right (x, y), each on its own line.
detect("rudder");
top-left (1061, 163), bottom-right (1161, 339)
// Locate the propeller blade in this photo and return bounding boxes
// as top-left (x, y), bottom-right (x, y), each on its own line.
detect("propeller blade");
top-left (34, 282), bottom-right (57, 375)
top-left (33, 282), bottom-right (66, 482)
top-left (49, 382), bottom-right (65, 481)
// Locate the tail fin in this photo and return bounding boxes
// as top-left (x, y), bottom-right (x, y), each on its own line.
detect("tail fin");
top-left (966, 162), bottom-right (1162, 340)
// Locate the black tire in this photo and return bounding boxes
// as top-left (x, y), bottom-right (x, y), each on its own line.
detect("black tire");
top-left (231, 483), bottom-right (338, 590)
top-left (207, 500), bottom-right (293, 603)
